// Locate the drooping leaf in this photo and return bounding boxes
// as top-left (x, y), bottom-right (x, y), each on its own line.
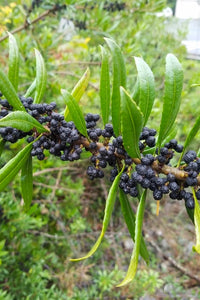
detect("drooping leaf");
top-left (8, 32), bottom-right (19, 92)
top-left (119, 190), bottom-right (149, 264)
top-left (178, 115), bottom-right (200, 164)
top-left (0, 142), bottom-right (35, 192)
top-left (64, 68), bottom-right (90, 120)
top-left (62, 89), bottom-right (88, 138)
top-left (117, 190), bottom-right (147, 287)
top-left (133, 57), bottom-right (155, 125)
top-left (100, 45), bottom-right (110, 126)
top-left (0, 111), bottom-right (48, 133)
top-left (70, 166), bottom-right (124, 262)
top-left (0, 70), bottom-right (25, 111)
top-left (192, 188), bottom-right (200, 253)
top-left (157, 54), bottom-right (183, 147)
top-left (21, 154), bottom-right (33, 211)
top-left (105, 38), bottom-right (126, 136)
top-left (120, 87), bottom-right (143, 158)
top-left (34, 49), bottom-right (47, 104)
top-left (24, 79), bottom-right (36, 98)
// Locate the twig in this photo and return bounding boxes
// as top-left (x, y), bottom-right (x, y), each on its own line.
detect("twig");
top-left (28, 229), bottom-right (129, 239)
top-left (148, 238), bottom-right (200, 285)
top-left (33, 181), bottom-right (79, 193)
top-left (33, 166), bottom-right (79, 177)
top-left (0, 5), bottom-right (64, 43)
top-left (50, 169), bottom-right (62, 201)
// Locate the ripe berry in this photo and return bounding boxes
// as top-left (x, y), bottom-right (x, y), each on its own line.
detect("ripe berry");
top-left (153, 189), bottom-right (163, 200)
top-left (185, 198), bottom-right (195, 209)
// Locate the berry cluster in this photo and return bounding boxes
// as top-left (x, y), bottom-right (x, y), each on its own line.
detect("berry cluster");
top-left (31, 114), bottom-right (82, 161)
top-left (31, 0), bottom-right (43, 10)
top-left (82, 1), bottom-right (125, 13)
top-left (0, 94), bottom-right (83, 161)
top-left (0, 97), bottom-right (33, 143)
top-left (31, 0), bottom-right (66, 11)
top-left (74, 20), bottom-right (87, 31)
top-left (103, 1), bottom-right (126, 12)
top-left (1, 92), bottom-right (200, 209)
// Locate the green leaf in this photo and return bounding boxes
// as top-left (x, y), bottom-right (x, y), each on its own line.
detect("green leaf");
top-left (8, 32), bottom-right (19, 92)
top-left (117, 190), bottom-right (147, 287)
top-left (0, 70), bottom-right (25, 111)
top-left (105, 38), bottom-right (126, 136)
top-left (192, 189), bottom-right (200, 253)
top-left (0, 111), bottom-right (48, 133)
top-left (24, 79), bottom-right (36, 98)
top-left (133, 57), bottom-right (155, 125)
top-left (70, 166), bottom-right (124, 262)
top-left (0, 139), bottom-right (5, 156)
top-left (157, 54), bottom-right (183, 147)
top-left (21, 154), bottom-right (33, 211)
top-left (64, 68), bottom-right (90, 120)
top-left (132, 79), bottom-right (140, 105)
top-left (100, 45), bottom-right (110, 126)
top-left (119, 190), bottom-right (149, 264)
top-left (178, 115), bottom-right (200, 164)
top-left (120, 87), bottom-right (143, 158)
top-left (62, 89), bottom-right (88, 138)
top-left (0, 142), bottom-right (35, 192)
top-left (34, 49), bottom-right (47, 104)
top-left (185, 205), bottom-right (194, 224)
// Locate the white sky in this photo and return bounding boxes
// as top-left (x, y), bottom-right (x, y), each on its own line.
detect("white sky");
top-left (176, 0), bottom-right (200, 19)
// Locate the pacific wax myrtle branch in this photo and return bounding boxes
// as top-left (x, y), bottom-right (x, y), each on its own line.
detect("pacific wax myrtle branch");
top-left (0, 93), bottom-right (200, 209)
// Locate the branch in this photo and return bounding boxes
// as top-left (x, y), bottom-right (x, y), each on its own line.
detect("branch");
top-left (148, 238), bottom-right (200, 285)
top-left (77, 137), bottom-right (191, 183)
top-left (0, 5), bottom-right (65, 43)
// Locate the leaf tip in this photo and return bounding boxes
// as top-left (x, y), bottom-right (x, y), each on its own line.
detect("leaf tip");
top-left (116, 278), bottom-right (132, 288)
top-left (192, 245), bottom-right (200, 254)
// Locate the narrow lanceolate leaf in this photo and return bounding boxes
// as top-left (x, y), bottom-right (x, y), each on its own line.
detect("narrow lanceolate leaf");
top-left (21, 154), bottom-right (33, 211)
top-left (133, 57), bottom-right (155, 125)
top-left (70, 166), bottom-right (124, 262)
top-left (192, 189), bottom-right (200, 253)
top-left (64, 68), bottom-right (90, 120)
top-left (0, 70), bottom-right (25, 111)
top-left (157, 54), bottom-right (183, 147)
top-left (8, 32), bottom-right (19, 92)
top-left (119, 190), bottom-right (149, 264)
top-left (179, 115), bottom-right (200, 164)
top-left (34, 49), bottom-right (47, 104)
top-left (117, 190), bottom-right (147, 287)
top-left (62, 89), bottom-right (88, 138)
top-left (100, 45), bottom-right (110, 126)
top-left (24, 79), bottom-right (36, 98)
top-left (0, 111), bottom-right (48, 133)
top-left (120, 87), bottom-right (143, 159)
top-left (0, 142), bottom-right (34, 192)
top-left (105, 38), bottom-right (126, 136)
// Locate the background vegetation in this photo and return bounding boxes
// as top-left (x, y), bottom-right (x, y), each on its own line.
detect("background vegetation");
top-left (0, 0), bottom-right (200, 299)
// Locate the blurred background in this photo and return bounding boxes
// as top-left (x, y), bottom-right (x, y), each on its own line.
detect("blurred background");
top-left (0, 1), bottom-right (200, 299)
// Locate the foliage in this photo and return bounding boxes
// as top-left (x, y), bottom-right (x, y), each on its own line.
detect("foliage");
top-left (1, 29), bottom-right (200, 290)
top-left (0, 0), bottom-right (200, 298)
